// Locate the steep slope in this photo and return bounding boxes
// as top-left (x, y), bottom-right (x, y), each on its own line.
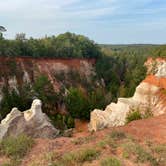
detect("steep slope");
top-left (89, 58), bottom-right (166, 131)
top-left (19, 114), bottom-right (166, 166)
top-left (121, 113), bottom-right (166, 143)
top-left (0, 57), bottom-right (96, 100)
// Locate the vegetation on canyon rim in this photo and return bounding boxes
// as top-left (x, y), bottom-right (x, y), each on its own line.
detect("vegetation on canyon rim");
top-left (0, 32), bottom-right (165, 129)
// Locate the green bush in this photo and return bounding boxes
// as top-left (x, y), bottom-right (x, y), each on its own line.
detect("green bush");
top-left (0, 32), bottom-right (101, 58)
top-left (126, 110), bottom-right (142, 124)
top-left (100, 157), bottom-right (121, 166)
top-left (65, 87), bottom-right (107, 120)
top-left (0, 134), bottom-right (34, 159)
top-left (49, 114), bottom-right (75, 130)
top-left (65, 88), bottom-right (90, 120)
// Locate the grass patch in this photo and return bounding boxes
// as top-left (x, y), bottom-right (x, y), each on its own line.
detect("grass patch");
top-left (97, 140), bottom-right (108, 149)
top-left (1, 159), bottom-right (21, 166)
top-left (122, 141), bottom-right (158, 165)
top-left (53, 148), bottom-right (100, 166)
top-left (100, 157), bottom-right (121, 166)
top-left (44, 151), bottom-right (61, 164)
top-left (152, 144), bottom-right (166, 165)
top-left (122, 151), bottom-right (129, 159)
top-left (0, 134), bottom-right (34, 159)
top-left (110, 130), bottom-right (126, 140)
top-left (97, 131), bottom-right (126, 152)
top-left (71, 135), bottom-right (96, 145)
top-left (126, 110), bottom-right (142, 124)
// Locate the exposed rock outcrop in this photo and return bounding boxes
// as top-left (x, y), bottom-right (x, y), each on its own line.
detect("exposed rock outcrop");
top-left (89, 58), bottom-right (166, 131)
top-left (0, 99), bottom-right (59, 139)
top-left (0, 57), bottom-right (96, 93)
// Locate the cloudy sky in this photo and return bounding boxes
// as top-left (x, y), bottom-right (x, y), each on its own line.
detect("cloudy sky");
top-left (1, 0), bottom-right (166, 44)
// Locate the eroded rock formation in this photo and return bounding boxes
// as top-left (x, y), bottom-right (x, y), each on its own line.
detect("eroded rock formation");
top-left (89, 58), bottom-right (166, 131)
top-left (0, 57), bottom-right (96, 100)
top-left (0, 99), bottom-right (59, 139)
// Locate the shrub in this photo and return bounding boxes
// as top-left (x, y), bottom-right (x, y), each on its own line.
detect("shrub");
top-left (0, 134), bottom-right (34, 159)
top-left (126, 110), bottom-right (142, 124)
top-left (100, 157), bottom-right (121, 166)
top-left (65, 88), bottom-right (90, 120)
top-left (49, 114), bottom-right (75, 130)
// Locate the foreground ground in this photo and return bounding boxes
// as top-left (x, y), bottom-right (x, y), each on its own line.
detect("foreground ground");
top-left (1, 114), bottom-right (166, 166)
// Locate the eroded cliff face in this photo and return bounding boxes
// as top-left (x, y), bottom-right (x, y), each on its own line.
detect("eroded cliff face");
top-left (89, 57), bottom-right (166, 131)
top-left (0, 57), bottom-right (96, 100)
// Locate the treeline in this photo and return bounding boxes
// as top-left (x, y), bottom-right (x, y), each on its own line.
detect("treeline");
top-left (0, 32), bottom-right (101, 58)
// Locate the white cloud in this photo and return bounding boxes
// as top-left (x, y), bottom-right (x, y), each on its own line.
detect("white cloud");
top-left (1, 0), bottom-right (166, 43)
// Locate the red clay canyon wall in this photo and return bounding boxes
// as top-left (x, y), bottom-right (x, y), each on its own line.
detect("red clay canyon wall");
top-left (0, 57), bottom-right (96, 100)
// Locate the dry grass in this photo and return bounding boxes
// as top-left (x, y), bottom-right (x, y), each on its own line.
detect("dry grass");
top-left (49, 148), bottom-right (100, 166)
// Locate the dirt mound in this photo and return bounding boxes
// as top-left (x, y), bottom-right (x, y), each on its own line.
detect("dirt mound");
top-left (121, 114), bottom-right (166, 144)
top-left (19, 114), bottom-right (166, 166)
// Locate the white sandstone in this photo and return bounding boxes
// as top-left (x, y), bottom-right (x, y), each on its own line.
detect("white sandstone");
top-left (0, 99), bottom-right (59, 139)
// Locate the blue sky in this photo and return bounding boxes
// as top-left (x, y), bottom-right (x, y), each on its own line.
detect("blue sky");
top-left (1, 0), bottom-right (166, 44)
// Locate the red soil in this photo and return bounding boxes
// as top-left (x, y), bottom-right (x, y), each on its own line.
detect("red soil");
top-left (146, 57), bottom-right (166, 64)
top-left (0, 57), bottom-right (96, 69)
top-left (121, 114), bottom-right (166, 144)
top-left (144, 57), bottom-right (166, 89)
top-left (143, 75), bottom-right (166, 89)
top-left (20, 114), bottom-right (166, 166)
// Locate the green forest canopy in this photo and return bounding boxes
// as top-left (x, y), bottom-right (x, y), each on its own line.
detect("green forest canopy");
top-left (0, 31), bottom-right (165, 58)
top-left (0, 32), bottom-right (101, 58)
